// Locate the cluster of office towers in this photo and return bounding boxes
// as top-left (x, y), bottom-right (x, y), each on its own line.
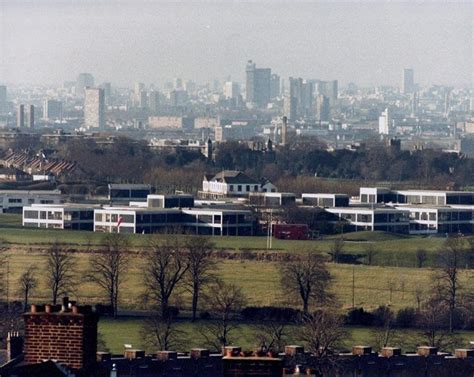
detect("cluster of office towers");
top-left (245, 60), bottom-right (338, 121)
top-left (7, 65), bottom-right (417, 131)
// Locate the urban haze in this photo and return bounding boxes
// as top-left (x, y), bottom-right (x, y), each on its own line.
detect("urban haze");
top-left (0, 1), bottom-right (473, 377)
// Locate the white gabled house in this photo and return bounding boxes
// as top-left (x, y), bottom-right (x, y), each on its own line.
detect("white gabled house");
top-left (201, 170), bottom-right (277, 198)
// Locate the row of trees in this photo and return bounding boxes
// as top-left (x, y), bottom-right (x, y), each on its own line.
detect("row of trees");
top-left (6, 135), bottom-right (474, 191)
top-left (9, 235), bottom-right (215, 321)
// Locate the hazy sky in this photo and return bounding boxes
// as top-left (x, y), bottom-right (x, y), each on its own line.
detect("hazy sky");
top-left (1, 1), bottom-right (472, 88)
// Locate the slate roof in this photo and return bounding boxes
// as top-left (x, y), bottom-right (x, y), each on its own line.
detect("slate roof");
top-left (205, 170), bottom-right (259, 184)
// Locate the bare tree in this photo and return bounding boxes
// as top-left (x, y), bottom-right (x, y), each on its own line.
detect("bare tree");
top-left (371, 306), bottom-right (399, 350)
top-left (329, 236), bottom-right (344, 264)
top-left (87, 234), bottom-right (130, 319)
top-left (140, 314), bottom-right (185, 351)
top-left (414, 286), bottom-right (425, 311)
top-left (254, 322), bottom-right (288, 353)
top-left (18, 266), bottom-right (38, 312)
top-left (417, 297), bottom-right (461, 350)
top-left (46, 242), bottom-right (76, 304)
top-left (435, 236), bottom-right (465, 333)
top-left (299, 310), bottom-right (349, 375)
top-left (184, 237), bottom-right (216, 321)
top-left (144, 235), bottom-right (189, 318)
top-left (416, 248), bottom-right (428, 268)
top-left (280, 252), bottom-right (332, 313)
top-left (200, 280), bottom-right (246, 350)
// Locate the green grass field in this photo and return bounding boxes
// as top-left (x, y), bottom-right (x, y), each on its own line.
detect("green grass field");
top-left (0, 213), bottom-right (460, 268)
top-left (4, 250), bottom-right (473, 312)
top-left (2, 215), bottom-right (473, 354)
top-left (97, 317), bottom-right (474, 354)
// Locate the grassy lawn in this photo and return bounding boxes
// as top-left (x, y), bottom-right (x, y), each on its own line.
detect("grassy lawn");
top-left (0, 213), bottom-right (459, 268)
top-left (97, 317), bottom-right (474, 354)
top-left (4, 251), bottom-right (473, 312)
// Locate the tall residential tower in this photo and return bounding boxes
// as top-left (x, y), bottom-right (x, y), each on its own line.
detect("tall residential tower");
top-left (403, 68), bottom-right (415, 94)
top-left (245, 60), bottom-right (271, 108)
top-left (84, 88), bottom-right (105, 129)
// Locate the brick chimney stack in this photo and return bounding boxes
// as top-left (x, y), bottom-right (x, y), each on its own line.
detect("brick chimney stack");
top-left (23, 298), bottom-right (99, 373)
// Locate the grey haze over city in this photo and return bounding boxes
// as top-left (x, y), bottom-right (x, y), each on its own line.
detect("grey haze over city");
top-left (1, 0), bottom-right (473, 87)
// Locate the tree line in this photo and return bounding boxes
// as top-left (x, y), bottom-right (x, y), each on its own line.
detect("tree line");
top-left (4, 136), bottom-right (473, 194)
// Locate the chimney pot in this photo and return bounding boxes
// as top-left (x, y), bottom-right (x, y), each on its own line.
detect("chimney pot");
top-left (352, 346), bottom-right (372, 356)
top-left (454, 349), bottom-right (474, 359)
top-left (96, 352), bottom-right (111, 362)
top-left (156, 351), bottom-right (177, 361)
top-left (124, 349), bottom-right (145, 360)
top-left (190, 349), bottom-right (210, 359)
top-left (45, 305), bottom-right (52, 313)
top-left (30, 304), bottom-right (37, 313)
top-left (285, 345), bottom-right (304, 357)
top-left (61, 297), bottom-right (69, 312)
top-left (417, 346), bottom-right (438, 356)
top-left (381, 347), bottom-right (401, 358)
top-left (223, 346), bottom-right (241, 357)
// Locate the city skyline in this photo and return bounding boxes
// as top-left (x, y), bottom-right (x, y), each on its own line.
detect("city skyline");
top-left (1, 1), bottom-right (472, 87)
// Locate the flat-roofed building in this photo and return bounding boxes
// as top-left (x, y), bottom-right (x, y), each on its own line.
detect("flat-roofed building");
top-left (325, 207), bottom-right (410, 233)
top-left (249, 192), bottom-right (296, 207)
top-left (394, 190), bottom-right (474, 206)
top-left (194, 117), bottom-right (219, 129)
top-left (302, 193), bottom-right (349, 207)
top-left (22, 204), bottom-right (96, 230)
top-left (359, 187), bottom-right (395, 204)
top-left (147, 194), bottom-right (194, 208)
top-left (360, 187), bottom-right (474, 206)
top-left (0, 189), bottom-right (62, 213)
top-left (395, 204), bottom-right (473, 235)
top-left (108, 184), bottom-right (151, 202)
top-left (148, 116), bottom-right (194, 130)
top-left (93, 206), bottom-right (254, 236)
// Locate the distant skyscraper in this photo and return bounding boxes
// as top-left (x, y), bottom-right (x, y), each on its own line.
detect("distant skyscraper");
top-left (378, 108), bottom-right (391, 135)
top-left (0, 85), bottom-right (6, 112)
top-left (289, 77), bottom-right (303, 118)
top-left (444, 91), bottom-right (451, 118)
top-left (169, 90), bottom-right (188, 108)
top-left (289, 77), bottom-right (314, 118)
top-left (27, 105), bottom-right (35, 128)
top-left (315, 95), bottom-right (330, 122)
top-left (43, 99), bottom-right (63, 120)
top-left (411, 92), bottom-right (418, 117)
top-left (245, 60), bottom-right (271, 108)
top-left (403, 69), bottom-right (415, 94)
top-left (224, 81), bottom-right (240, 99)
top-left (76, 73), bottom-right (95, 97)
top-left (17, 104), bottom-right (25, 128)
top-left (283, 96), bottom-right (297, 121)
top-left (173, 78), bottom-right (183, 90)
top-left (184, 80), bottom-right (196, 95)
top-left (149, 91), bottom-right (160, 115)
top-left (138, 90), bottom-right (148, 109)
top-left (101, 82), bottom-right (112, 104)
top-left (84, 88), bottom-right (105, 129)
top-left (134, 82), bottom-right (145, 106)
top-left (316, 80), bottom-right (338, 106)
top-left (270, 74), bottom-right (280, 99)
